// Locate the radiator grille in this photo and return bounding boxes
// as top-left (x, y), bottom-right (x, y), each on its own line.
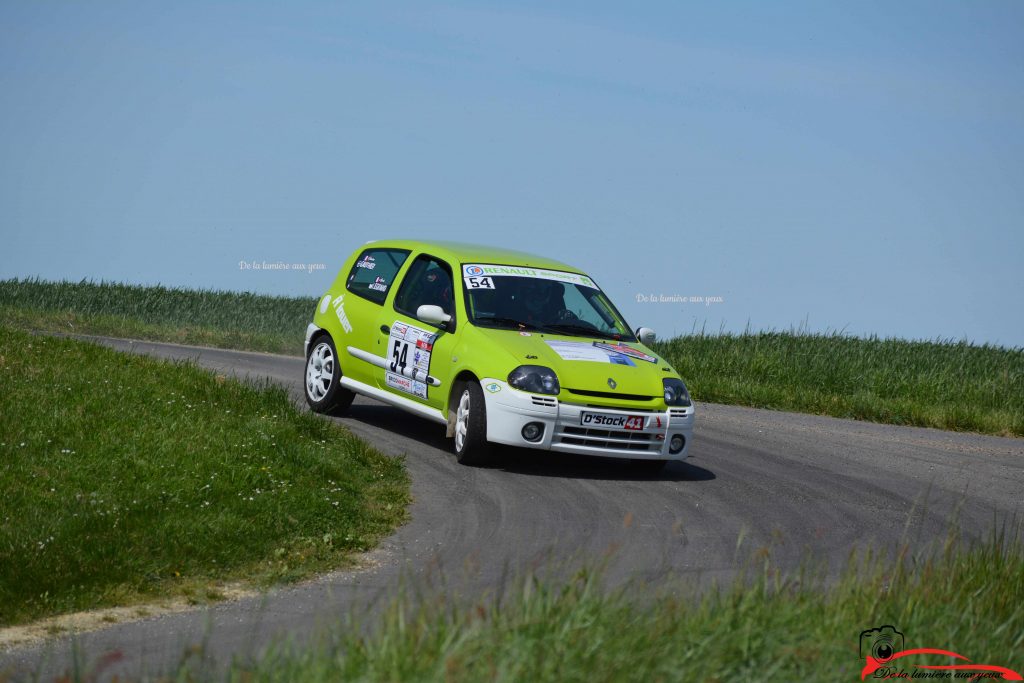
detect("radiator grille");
top-left (566, 388), bottom-right (657, 402)
top-left (558, 426), bottom-right (654, 451)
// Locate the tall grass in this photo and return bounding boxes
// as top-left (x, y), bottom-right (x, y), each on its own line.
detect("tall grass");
top-left (150, 528), bottom-right (1022, 682)
top-left (3, 278), bottom-right (1021, 436)
top-left (0, 278), bottom-right (315, 354)
top-left (655, 331), bottom-right (1024, 436)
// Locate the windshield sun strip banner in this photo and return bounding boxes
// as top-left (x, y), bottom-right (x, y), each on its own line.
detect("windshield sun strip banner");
top-left (462, 264), bottom-right (598, 289)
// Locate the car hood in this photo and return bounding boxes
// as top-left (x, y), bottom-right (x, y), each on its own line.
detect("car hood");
top-left (479, 329), bottom-right (673, 399)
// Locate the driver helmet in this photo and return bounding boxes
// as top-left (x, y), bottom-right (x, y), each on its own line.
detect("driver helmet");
top-left (422, 267), bottom-right (451, 309)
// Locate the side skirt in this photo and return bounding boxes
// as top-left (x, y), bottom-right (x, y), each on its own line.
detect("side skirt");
top-left (338, 376), bottom-right (448, 425)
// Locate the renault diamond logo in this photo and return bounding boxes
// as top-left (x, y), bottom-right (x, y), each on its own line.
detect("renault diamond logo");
top-left (607, 378), bottom-right (617, 389)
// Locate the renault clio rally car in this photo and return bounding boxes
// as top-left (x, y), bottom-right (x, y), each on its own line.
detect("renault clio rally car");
top-left (304, 240), bottom-right (694, 471)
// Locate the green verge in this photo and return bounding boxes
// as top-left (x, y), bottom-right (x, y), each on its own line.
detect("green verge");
top-left (0, 326), bottom-right (409, 627)
top-left (655, 332), bottom-right (1024, 437)
top-left (0, 278), bottom-right (312, 355)
top-left (212, 532), bottom-right (1022, 682)
top-left (2, 278), bottom-right (1022, 436)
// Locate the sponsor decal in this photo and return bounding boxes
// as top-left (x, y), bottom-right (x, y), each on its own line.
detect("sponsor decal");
top-left (461, 264), bottom-right (597, 289)
top-left (356, 259), bottom-right (376, 270)
top-left (859, 624), bottom-right (1021, 680)
top-left (593, 342), bottom-right (657, 364)
top-left (368, 276), bottom-right (388, 293)
top-left (485, 382), bottom-right (502, 393)
top-left (319, 294), bottom-right (331, 314)
top-left (385, 320), bottom-right (435, 399)
top-left (385, 372), bottom-right (415, 393)
top-left (581, 412), bottom-right (646, 431)
top-left (331, 294), bottom-right (353, 333)
top-left (546, 340), bottom-right (636, 366)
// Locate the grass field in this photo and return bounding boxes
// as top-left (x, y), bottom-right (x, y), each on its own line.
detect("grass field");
top-left (0, 326), bottom-right (409, 627)
top-left (3, 277), bottom-right (1022, 436)
top-left (655, 331), bottom-right (1024, 437)
top-left (73, 529), bottom-right (1019, 682)
top-left (0, 278), bottom-right (312, 354)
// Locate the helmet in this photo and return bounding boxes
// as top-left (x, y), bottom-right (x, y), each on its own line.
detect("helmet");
top-left (422, 266), bottom-right (452, 310)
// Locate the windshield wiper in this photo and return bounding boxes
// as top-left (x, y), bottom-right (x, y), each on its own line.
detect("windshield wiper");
top-left (538, 322), bottom-right (625, 341)
top-left (474, 316), bottom-right (539, 330)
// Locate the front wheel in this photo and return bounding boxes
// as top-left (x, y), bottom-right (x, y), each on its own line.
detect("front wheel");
top-left (305, 335), bottom-right (355, 416)
top-left (452, 381), bottom-right (493, 466)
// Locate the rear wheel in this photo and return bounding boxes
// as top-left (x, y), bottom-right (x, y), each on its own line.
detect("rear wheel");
top-left (305, 335), bottom-right (355, 416)
top-left (453, 381), bottom-right (493, 466)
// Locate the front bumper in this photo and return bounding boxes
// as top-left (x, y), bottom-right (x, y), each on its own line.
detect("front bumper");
top-left (480, 379), bottom-right (694, 461)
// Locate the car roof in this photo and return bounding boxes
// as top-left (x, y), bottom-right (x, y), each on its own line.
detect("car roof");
top-left (362, 239), bottom-right (586, 274)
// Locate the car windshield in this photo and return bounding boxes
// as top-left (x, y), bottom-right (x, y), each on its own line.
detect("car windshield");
top-left (461, 264), bottom-right (635, 341)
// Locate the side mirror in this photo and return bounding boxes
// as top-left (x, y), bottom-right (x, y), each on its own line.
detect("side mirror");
top-left (635, 327), bottom-right (656, 345)
top-left (417, 304), bottom-right (452, 327)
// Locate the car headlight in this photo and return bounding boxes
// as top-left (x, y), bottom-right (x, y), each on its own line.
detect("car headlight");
top-left (508, 365), bottom-right (560, 395)
top-left (663, 378), bottom-right (691, 406)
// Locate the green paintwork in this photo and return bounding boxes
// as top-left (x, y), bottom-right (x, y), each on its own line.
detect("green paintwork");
top-left (312, 239), bottom-right (684, 414)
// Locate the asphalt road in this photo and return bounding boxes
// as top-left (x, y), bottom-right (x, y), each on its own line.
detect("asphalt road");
top-left (4, 336), bottom-right (1023, 679)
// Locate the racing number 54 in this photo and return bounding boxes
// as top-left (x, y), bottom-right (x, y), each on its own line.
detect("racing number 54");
top-left (390, 338), bottom-right (409, 373)
top-left (465, 276), bottom-right (493, 289)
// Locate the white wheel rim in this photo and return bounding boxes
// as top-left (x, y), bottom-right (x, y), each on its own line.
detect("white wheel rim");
top-left (455, 389), bottom-right (471, 451)
top-left (306, 342), bottom-right (334, 402)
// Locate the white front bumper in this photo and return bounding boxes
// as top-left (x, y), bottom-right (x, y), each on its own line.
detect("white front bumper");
top-left (480, 379), bottom-right (694, 461)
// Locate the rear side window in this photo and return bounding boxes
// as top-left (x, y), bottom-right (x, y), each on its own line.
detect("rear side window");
top-left (346, 248), bottom-right (410, 305)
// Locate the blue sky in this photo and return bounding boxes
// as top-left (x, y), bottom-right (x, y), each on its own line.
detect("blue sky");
top-left (2, 2), bottom-right (1022, 345)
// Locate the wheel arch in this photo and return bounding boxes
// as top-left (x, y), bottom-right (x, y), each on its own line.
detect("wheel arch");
top-left (309, 327), bottom-right (331, 345)
top-left (446, 370), bottom-right (480, 438)
top-left (305, 325), bottom-right (333, 359)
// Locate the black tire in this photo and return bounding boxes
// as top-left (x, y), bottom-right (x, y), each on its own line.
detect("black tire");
top-left (452, 380), bottom-right (493, 466)
top-left (629, 458), bottom-right (667, 475)
top-left (304, 334), bottom-right (355, 416)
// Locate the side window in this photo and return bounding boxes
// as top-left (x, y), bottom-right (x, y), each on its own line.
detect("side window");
top-left (394, 254), bottom-right (456, 326)
top-left (346, 248), bottom-right (410, 305)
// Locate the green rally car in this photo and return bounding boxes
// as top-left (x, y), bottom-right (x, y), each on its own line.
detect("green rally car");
top-left (304, 240), bottom-right (694, 470)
